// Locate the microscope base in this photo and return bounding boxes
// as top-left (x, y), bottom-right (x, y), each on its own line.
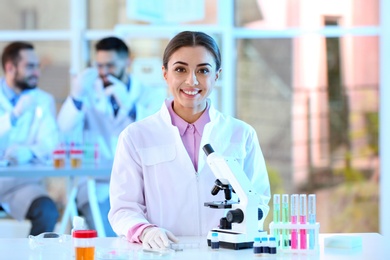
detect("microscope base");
top-left (207, 238), bottom-right (253, 250)
top-left (206, 230), bottom-right (267, 250)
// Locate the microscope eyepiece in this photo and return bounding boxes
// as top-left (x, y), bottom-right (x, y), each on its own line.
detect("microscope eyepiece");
top-left (203, 144), bottom-right (214, 156)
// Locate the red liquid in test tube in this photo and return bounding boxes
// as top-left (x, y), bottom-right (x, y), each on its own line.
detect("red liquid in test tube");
top-left (291, 194), bottom-right (298, 249)
top-left (299, 194), bottom-right (307, 249)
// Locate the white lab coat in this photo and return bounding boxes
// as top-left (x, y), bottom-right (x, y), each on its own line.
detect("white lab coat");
top-left (108, 100), bottom-right (271, 237)
top-left (57, 74), bottom-right (166, 207)
top-left (0, 79), bottom-right (58, 220)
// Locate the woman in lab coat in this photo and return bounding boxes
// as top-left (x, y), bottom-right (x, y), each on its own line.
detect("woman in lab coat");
top-left (108, 31), bottom-right (271, 249)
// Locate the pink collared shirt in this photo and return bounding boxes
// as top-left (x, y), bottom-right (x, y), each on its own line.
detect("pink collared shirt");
top-left (127, 99), bottom-right (211, 243)
top-left (166, 99), bottom-right (210, 171)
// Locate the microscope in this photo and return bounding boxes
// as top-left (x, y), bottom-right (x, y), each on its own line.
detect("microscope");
top-left (203, 144), bottom-right (266, 250)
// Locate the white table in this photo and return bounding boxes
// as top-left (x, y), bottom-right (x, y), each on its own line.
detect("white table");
top-left (0, 162), bottom-right (112, 177)
top-left (0, 233), bottom-right (388, 259)
top-left (0, 162), bottom-right (113, 237)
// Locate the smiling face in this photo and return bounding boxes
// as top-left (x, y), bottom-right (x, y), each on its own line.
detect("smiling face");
top-left (163, 46), bottom-right (221, 119)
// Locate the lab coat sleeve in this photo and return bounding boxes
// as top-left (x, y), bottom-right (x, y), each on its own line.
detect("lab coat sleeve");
top-left (57, 96), bottom-right (85, 133)
top-left (0, 112), bottom-right (13, 136)
top-left (108, 128), bottom-right (150, 238)
top-left (244, 127), bottom-right (271, 230)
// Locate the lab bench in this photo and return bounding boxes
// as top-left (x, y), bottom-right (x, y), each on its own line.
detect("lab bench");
top-left (0, 233), bottom-right (388, 259)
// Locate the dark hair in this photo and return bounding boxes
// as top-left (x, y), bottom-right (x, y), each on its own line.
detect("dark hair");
top-left (1, 41), bottom-right (34, 71)
top-left (163, 31), bottom-right (221, 70)
top-left (95, 36), bottom-right (130, 58)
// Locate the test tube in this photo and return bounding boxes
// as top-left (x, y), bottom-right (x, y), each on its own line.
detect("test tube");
top-left (299, 194), bottom-right (307, 249)
top-left (281, 194), bottom-right (289, 248)
top-left (273, 194), bottom-right (280, 246)
top-left (308, 194), bottom-right (317, 249)
top-left (290, 194), bottom-right (299, 249)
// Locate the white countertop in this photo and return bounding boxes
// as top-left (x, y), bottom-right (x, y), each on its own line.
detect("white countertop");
top-left (0, 233), bottom-right (388, 260)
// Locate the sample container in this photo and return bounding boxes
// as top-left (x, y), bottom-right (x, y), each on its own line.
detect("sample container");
top-left (53, 149), bottom-right (66, 169)
top-left (73, 230), bottom-right (97, 260)
top-left (70, 147), bottom-right (83, 168)
top-left (211, 232), bottom-right (219, 250)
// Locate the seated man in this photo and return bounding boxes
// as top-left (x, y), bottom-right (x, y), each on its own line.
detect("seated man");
top-left (0, 42), bottom-right (59, 236)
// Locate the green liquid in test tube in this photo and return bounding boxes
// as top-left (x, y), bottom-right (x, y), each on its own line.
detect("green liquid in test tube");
top-left (281, 194), bottom-right (289, 248)
top-left (273, 194), bottom-right (280, 247)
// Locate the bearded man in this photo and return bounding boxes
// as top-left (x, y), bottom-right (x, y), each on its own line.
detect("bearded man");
top-left (0, 41), bottom-right (59, 236)
top-left (58, 36), bottom-right (165, 236)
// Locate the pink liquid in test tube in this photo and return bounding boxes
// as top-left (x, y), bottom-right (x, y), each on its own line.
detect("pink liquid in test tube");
top-left (299, 194), bottom-right (307, 249)
top-left (291, 194), bottom-right (298, 249)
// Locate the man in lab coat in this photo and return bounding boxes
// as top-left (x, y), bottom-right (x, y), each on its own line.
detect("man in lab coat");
top-left (0, 42), bottom-right (59, 235)
top-left (57, 36), bottom-right (165, 236)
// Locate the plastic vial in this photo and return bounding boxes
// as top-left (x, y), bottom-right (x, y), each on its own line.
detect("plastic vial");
top-left (53, 144), bottom-right (66, 169)
top-left (211, 232), bottom-right (219, 250)
top-left (269, 237), bottom-right (277, 254)
top-left (261, 237), bottom-right (269, 254)
top-left (253, 237), bottom-right (262, 256)
top-left (70, 143), bottom-right (83, 168)
top-left (73, 230), bottom-right (97, 260)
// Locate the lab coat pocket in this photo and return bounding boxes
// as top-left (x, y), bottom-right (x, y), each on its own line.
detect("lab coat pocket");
top-left (139, 144), bottom-right (176, 166)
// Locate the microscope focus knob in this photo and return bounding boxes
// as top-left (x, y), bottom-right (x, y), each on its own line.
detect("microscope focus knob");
top-left (226, 209), bottom-right (244, 223)
top-left (219, 217), bottom-right (232, 229)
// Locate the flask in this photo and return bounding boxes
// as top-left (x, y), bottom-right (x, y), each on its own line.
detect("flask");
top-left (73, 230), bottom-right (97, 260)
top-left (210, 232), bottom-right (219, 250)
top-left (253, 237), bottom-right (262, 256)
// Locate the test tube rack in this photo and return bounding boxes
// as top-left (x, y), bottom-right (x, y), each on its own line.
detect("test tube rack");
top-left (269, 221), bottom-right (320, 254)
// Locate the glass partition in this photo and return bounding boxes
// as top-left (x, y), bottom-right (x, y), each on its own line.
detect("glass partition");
top-left (236, 35), bottom-right (379, 233)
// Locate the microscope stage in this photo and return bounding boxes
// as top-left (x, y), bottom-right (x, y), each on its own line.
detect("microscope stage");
top-left (204, 201), bottom-right (237, 209)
